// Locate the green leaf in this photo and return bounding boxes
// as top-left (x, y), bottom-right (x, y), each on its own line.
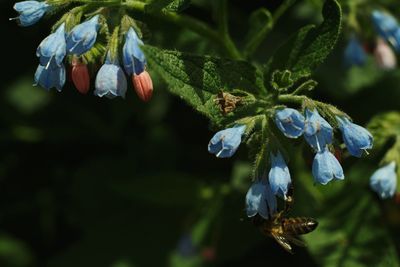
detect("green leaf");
top-left (142, 45), bottom-right (266, 123)
top-left (265, 0), bottom-right (342, 81)
top-left (367, 111), bottom-right (400, 150)
top-left (0, 235), bottom-right (34, 267)
top-left (297, 165), bottom-right (400, 267)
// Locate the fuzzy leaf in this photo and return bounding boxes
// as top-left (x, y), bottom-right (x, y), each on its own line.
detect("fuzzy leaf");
top-left (368, 111), bottom-right (400, 149)
top-left (265, 0), bottom-right (342, 81)
top-left (297, 166), bottom-right (400, 267)
top-left (142, 45), bottom-right (266, 123)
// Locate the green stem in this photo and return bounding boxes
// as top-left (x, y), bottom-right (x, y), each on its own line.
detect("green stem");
top-left (215, 0), bottom-right (243, 59)
top-left (124, 0), bottom-right (242, 59)
top-left (278, 94), bottom-right (307, 105)
top-left (244, 0), bottom-right (296, 58)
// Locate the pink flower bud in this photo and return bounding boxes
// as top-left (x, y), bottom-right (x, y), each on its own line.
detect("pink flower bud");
top-left (374, 38), bottom-right (397, 70)
top-left (132, 71), bottom-right (153, 102)
top-left (71, 58), bottom-right (90, 94)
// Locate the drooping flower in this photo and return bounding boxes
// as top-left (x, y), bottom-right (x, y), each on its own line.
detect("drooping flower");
top-left (344, 36), bottom-right (367, 67)
top-left (374, 38), bottom-right (397, 70)
top-left (336, 116), bottom-right (373, 158)
top-left (268, 151), bottom-right (291, 198)
top-left (245, 180), bottom-right (277, 219)
top-left (275, 108), bottom-right (305, 138)
top-left (66, 15), bottom-right (100, 56)
top-left (371, 10), bottom-right (400, 51)
top-left (71, 58), bottom-right (90, 94)
top-left (208, 125), bottom-right (246, 158)
top-left (123, 27), bottom-right (146, 75)
top-left (94, 54), bottom-right (127, 99)
top-left (12, 0), bottom-right (49, 27)
top-left (34, 64), bottom-right (66, 91)
top-left (132, 71), bottom-right (153, 102)
top-left (312, 147), bottom-right (344, 185)
top-left (370, 162), bottom-right (397, 199)
top-left (304, 109), bottom-right (333, 152)
top-left (36, 23), bottom-right (66, 69)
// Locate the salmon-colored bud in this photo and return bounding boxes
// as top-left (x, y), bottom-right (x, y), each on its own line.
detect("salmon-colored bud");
top-left (71, 58), bottom-right (90, 94)
top-left (201, 247), bottom-right (216, 262)
top-left (132, 71), bottom-right (153, 102)
top-left (374, 38), bottom-right (397, 70)
top-left (395, 193), bottom-right (400, 205)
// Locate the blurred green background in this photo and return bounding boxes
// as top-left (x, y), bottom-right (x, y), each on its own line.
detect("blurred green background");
top-left (1, 0), bottom-right (400, 266)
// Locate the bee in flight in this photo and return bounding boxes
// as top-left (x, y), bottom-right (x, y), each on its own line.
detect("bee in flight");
top-left (253, 187), bottom-right (318, 253)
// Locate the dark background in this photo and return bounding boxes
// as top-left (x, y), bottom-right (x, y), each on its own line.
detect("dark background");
top-left (1, 0), bottom-right (399, 266)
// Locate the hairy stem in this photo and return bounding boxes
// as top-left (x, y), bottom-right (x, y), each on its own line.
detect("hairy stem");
top-left (124, 0), bottom-right (242, 59)
top-left (244, 0), bottom-right (297, 58)
top-left (215, 0), bottom-right (243, 59)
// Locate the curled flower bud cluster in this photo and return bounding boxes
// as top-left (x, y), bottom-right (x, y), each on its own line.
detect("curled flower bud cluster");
top-left (344, 10), bottom-right (400, 70)
top-left (274, 108), bottom-right (373, 185)
top-left (12, 3), bottom-right (154, 102)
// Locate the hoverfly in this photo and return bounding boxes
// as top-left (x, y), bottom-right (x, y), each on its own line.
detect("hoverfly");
top-left (253, 186), bottom-right (318, 253)
top-left (214, 91), bottom-right (242, 115)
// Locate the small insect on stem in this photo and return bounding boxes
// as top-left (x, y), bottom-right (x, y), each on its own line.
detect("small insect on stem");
top-left (214, 91), bottom-right (242, 115)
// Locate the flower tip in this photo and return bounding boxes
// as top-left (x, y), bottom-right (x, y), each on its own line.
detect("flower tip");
top-left (132, 71), bottom-right (153, 102)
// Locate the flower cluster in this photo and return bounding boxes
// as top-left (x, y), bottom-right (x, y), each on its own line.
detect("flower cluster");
top-left (207, 106), bottom-right (373, 217)
top-left (12, 0), bottom-right (153, 101)
top-left (274, 108), bottom-right (373, 185)
top-left (344, 10), bottom-right (400, 70)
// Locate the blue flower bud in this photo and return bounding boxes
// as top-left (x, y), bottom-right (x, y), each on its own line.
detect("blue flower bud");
top-left (13, 1), bottom-right (49, 27)
top-left (344, 36), bottom-right (367, 67)
top-left (312, 147), bottom-right (344, 185)
top-left (371, 10), bottom-right (400, 51)
top-left (94, 56), bottom-right (127, 99)
top-left (245, 180), bottom-right (277, 219)
top-left (275, 108), bottom-right (305, 138)
top-left (208, 125), bottom-right (246, 158)
top-left (304, 109), bottom-right (333, 152)
top-left (370, 162), bottom-right (397, 199)
top-left (268, 151), bottom-right (291, 197)
top-left (66, 15), bottom-right (100, 56)
top-left (337, 116), bottom-right (373, 157)
top-left (123, 27), bottom-right (146, 75)
top-left (36, 23), bottom-right (66, 69)
top-left (34, 64), bottom-right (65, 91)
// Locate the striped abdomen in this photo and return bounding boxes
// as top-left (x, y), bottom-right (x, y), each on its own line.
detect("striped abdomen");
top-left (282, 217), bottom-right (318, 235)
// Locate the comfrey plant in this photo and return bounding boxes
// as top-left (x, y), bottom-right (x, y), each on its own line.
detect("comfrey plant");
top-left (12, 1), bottom-right (153, 101)
top-left (12, 0), bottom-right (400, 256)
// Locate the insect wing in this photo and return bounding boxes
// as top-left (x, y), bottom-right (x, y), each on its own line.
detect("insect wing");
top-left (285, 235), bottom-right (307, 248)
top-left (271, 233), bottom-right (293, 254)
